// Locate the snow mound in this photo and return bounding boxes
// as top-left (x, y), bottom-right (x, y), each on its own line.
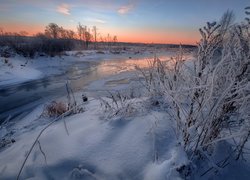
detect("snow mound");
top-left (144, 146), bottom-right (189, 180)
top-left (0, 57), bottom-right (42, 86)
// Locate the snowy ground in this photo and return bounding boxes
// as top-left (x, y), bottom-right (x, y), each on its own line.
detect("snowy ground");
top-left (1, 47), bottom-right (248, 180)
top-left (0, 94), bottom-right (189, 180)
top-left (0, 48), bottom-right (191, 179)
top-left (1, 91), bottom-right (249, 179)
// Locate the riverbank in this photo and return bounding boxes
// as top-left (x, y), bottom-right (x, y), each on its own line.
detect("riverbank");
top-left (0, 48), bottom-right (165, 87)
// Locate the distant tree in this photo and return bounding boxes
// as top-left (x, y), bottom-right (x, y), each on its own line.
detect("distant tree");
top-left (77, 23), bottom-right (86, 41)
top-left (77, 23), bottom-right (86, 48)
top-left (0, 27), bottom-right (4, 36)
top-left (92, 26), bottom-right (97, 49)
top-left (45, 23), bottom-right (61, 39)
top-left (113, 35), bottom-right (117, 46)
top-left (65, 30), bottom-right (76, 39)
top-left (85, 28), bottom-right (92, 49)
top-left (19, 31), bottom-right (28, 36)
top-left (77, 23), bottom-right (93, 49)
top-left (107, 33), bottom-right (111, 49)
top-left (59, 27), bottom-right (66, 39)
top-left (35, 32), bottom-right (46, 38)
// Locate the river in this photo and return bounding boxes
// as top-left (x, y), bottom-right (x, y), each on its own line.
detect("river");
top-left (0, 50), bottom-right (187, 123)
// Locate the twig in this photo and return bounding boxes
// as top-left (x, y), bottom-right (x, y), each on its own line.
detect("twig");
top-left (17, 103), bottom-right (84, 180)
top-left (63, 118), bottom-right (70, 136)
top-left (37, 140), bottom-right (47, 164)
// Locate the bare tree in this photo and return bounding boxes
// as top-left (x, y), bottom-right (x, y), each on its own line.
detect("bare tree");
top-left (45, 23), bottom-right (61, 39)
top-left (77, 23), bottom-right (86, 41)
top-left (92, 26), bottom-right (97, 49)
top-left (0, 27), bottom-right (4, 36)
top-left (77, 24), bottom-right (93, 49)
top-left (19, 31), bottom-right (28, 36)
top-left (66, 30), bottom-right (76, 39)
top-left (113, 35), bottom-right (117, 46)
top-left (85, 28), bottom-right (92, 49)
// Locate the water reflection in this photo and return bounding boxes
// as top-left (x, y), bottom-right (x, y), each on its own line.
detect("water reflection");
top-left (92, 53), bottom-right (191, 76)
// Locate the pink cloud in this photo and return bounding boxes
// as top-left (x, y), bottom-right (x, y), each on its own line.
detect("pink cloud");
top-left (117, 4), bottom-right (134, 15)
top-left (56, 3), bottom-right (70, 15)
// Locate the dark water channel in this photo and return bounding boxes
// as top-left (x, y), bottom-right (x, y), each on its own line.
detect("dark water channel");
top-left (0, 61), bottom-right (94, 122)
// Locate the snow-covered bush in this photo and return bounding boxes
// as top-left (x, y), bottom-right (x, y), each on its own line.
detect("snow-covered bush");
top-left (100, 91), bottom-right (143, 118)
top-left (138, 9), bottom-right (250, 176)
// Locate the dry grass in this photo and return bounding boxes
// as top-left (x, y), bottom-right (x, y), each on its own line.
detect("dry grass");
top-left (43, 101), bottom-right (68, 117)
top-left (74, 51), bottom-right (84, 57)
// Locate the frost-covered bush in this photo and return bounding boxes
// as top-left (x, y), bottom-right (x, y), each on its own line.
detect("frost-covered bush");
top-left (183, 9), bottom-right (249, 159)
top-left (100, 91), bottom-right (143, 118)
top-left (138, 9), bottom-right (250, 176)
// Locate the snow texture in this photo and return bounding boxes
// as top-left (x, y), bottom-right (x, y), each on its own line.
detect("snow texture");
top-left (0, 98), bottom-right (186, 180)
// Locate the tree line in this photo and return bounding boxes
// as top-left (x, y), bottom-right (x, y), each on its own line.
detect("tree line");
top-left (37, 23), bottom-right (117, 49)
top-left (0, 23), bottom-right (118, 58)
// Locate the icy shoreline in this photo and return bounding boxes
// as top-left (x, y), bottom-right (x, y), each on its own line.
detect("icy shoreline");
top-left (0, 50), bottom-right (155, 87)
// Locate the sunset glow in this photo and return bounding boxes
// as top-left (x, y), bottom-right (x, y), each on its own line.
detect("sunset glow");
top-left (0, 0), bottom-right (248, 45)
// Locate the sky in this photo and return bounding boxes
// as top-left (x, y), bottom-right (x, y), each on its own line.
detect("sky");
top-left (0, 0), bottom-right (249, 45)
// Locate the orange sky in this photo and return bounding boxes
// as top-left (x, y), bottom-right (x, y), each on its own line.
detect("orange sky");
top-left (0, 22), bottom-right (44, 36)
top-left (0, 0), bottom-right (248, 45)
top-left (111, 29), bottom-right (199, 45)
top-left (1, 23), bottom-right (199, 45)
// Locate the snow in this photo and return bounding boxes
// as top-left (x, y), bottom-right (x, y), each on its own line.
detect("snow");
top-left (0, 97), bottom-right (187, 179)
top-left (0, 57), bottom-right (42, 86)
top-left (86, 71), bottom-right (137, 92)
top-left (0, 49), bottom-right (172, 87)
top-left (1, 46), bottom-right (248, 179)
top-left (0, 48), bottom-right (207, 180)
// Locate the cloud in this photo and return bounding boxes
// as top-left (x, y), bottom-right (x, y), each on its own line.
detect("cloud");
top-left (117, 4), bottom-right (134, 15)
top-left (92, 18), bottom-right (106, 24)
top-left (56, 3), bottom-right (70, 15)
top-left (85, 18), bottom-right (106, 24)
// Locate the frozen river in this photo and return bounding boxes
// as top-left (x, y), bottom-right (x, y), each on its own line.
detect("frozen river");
top-left (0, 51), bottom-right (189, 123)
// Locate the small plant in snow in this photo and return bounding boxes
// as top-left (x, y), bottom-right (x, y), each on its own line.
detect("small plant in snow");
top-left (43, 101), bottom-right (68, 117)
top-left (100, 91), bottom-right (141, 118)
top-left (42, 82), bottom-right (85, 117)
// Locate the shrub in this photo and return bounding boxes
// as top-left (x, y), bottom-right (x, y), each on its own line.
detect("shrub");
top-left (138, 9), bottom-right (250, 176)
top-left (0, 35), bottom-right (79, 58)
top-left (100, 91), bottom-right (141, 118)
top-left (43, 101), bottom-right (68, 117)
